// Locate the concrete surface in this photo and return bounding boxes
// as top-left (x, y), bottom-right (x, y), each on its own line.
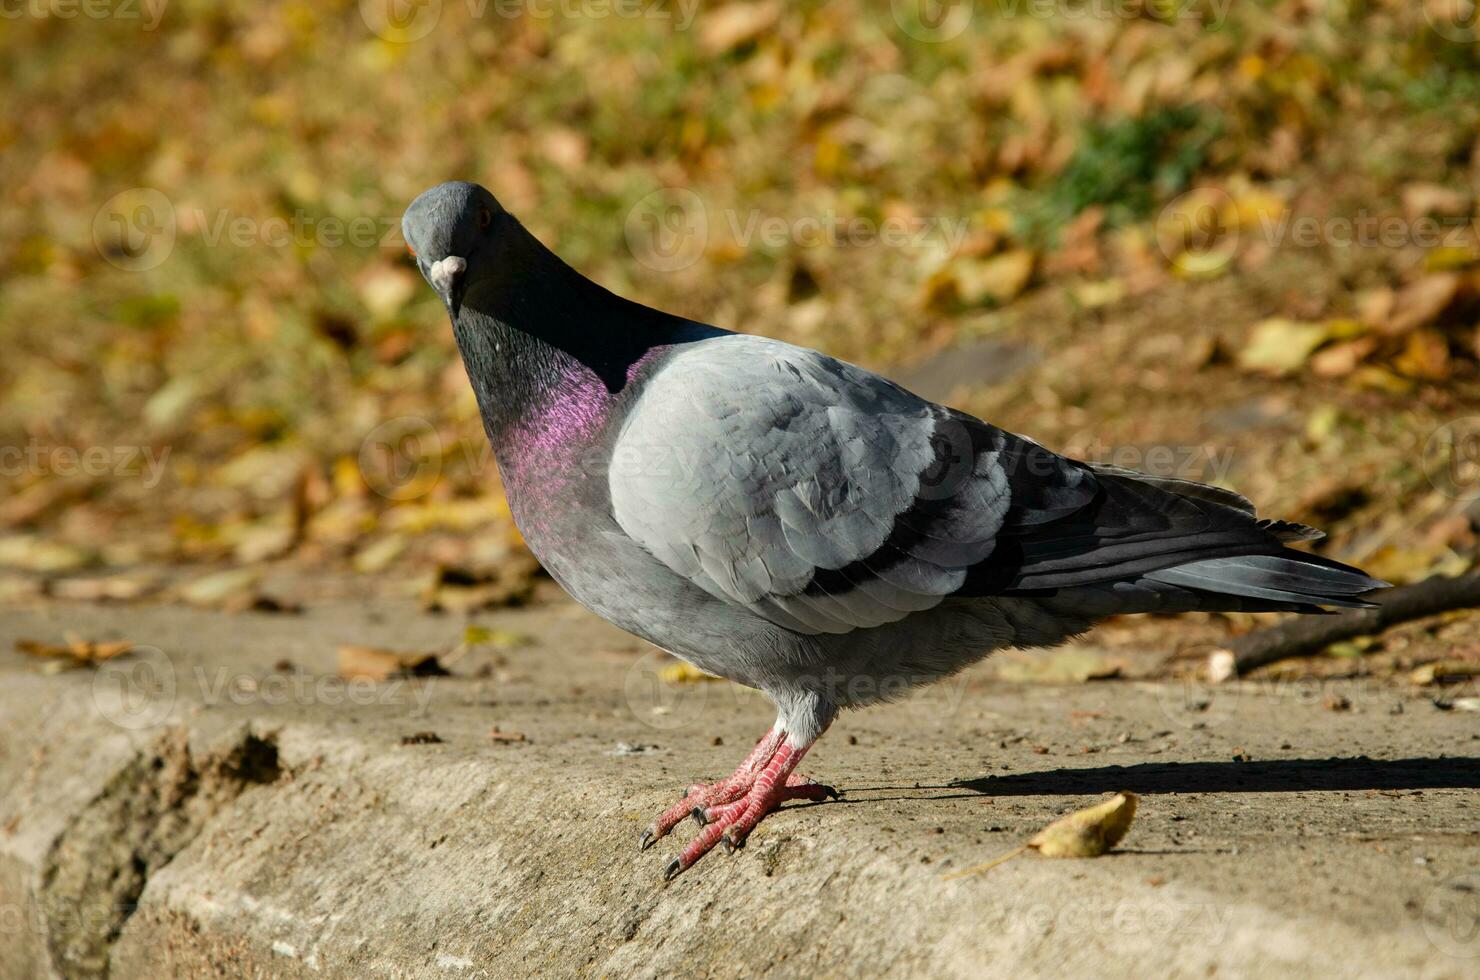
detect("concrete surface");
top-left (1, 594), bottom-right (1478, 978)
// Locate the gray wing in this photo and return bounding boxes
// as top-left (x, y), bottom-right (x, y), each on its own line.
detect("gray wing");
top-left (609, 335), bottom-right (1384, 634)
top-left (608, 336), bottom-right (1088, 635)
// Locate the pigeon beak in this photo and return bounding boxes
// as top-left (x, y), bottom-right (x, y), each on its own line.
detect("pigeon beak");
top-left (428, 255), bottom-right (468, 317)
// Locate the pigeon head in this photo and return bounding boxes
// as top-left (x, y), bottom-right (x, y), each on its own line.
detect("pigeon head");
top-left (403, 181), bottom-right (508, 317)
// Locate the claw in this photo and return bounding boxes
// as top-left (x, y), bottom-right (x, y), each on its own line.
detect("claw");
top-left (690, 806), bottom-right (707, 827)
top-left (721, 833), bottom-right (737, 854)
top-left (639, 827), bottom-right (656, 851)
top-left (663, 858), bottom-right (683, 882)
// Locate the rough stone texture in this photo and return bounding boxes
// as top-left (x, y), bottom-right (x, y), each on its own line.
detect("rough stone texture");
top-left (1, 597), bottom-right (1477, 978)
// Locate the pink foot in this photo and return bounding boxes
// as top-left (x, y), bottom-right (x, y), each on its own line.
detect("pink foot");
top-left (640, 734), bottom-right (836, 880)
top-left (638, 728), bottom-right (783, 852)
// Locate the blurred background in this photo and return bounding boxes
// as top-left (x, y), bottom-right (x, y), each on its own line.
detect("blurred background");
top-left (4, 0), bottom-right (1480, 661)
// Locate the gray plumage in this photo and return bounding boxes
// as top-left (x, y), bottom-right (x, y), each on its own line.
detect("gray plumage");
top-left (403, 180), bottom-right (1386, 750)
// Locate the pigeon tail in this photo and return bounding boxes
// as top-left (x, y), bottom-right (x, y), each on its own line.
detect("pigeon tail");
top-left (1141, 550), bottom-right (1388, 611)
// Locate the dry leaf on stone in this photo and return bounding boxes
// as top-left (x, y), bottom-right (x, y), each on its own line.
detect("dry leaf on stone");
top-left (0, 535), bottom-right (94, 573)
top-left (1028, 791), bottom-right (1139, 858)
top-left (488, 726), bottom-right (527, 742)
top-left (51, 573), bottom-right (162, 602)
top-left (337, 644), bottom-right (448, 681)
top-left (16, 632), bottom-right (134, 668)
top-left (1409, 661), bottom-right (1480, 686)
top-left (177, 568), bottom-right (262, 608)
top-left (420, 557), bottom-right (540, 613)
top-left (945, 790), bottom-right (1140, 879)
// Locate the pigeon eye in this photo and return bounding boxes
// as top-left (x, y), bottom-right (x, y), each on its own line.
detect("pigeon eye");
top-left (478, 206), bottom-right (493, 230)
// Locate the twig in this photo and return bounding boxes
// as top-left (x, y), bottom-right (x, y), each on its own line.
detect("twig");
top-left (1207, 574), bottom-right (1480, 681)
top-left (942, 845), bottom-right (1027, 881)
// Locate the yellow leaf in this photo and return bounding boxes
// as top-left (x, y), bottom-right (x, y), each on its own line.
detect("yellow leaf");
top-left (1028, 792), bottom-right (1139, 858)
top-left (1237, 318), bottom-right (1329, 375)
top-left (660, 661), bottom-right (718, 684)
top-left (955, 250), bottom-right (1035, 306)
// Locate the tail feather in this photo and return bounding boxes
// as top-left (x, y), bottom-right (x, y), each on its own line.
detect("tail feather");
top-left (1144, 553), bottom-right (1386, 610)
top-left (1005, 465), bottom-right (1388, 614)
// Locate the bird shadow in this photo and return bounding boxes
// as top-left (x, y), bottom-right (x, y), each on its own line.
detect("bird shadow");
top-left (841, 756), bottom-right (1480, 801)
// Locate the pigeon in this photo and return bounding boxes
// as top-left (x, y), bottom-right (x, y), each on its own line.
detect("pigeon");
top-left (402, 181), bottom-right (1386, 879)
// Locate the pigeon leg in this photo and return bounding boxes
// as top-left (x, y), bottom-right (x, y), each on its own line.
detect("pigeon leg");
top-left (664, 737), bottom-right (834, 880)
top-left (638, 727), bottom-right (783, 851)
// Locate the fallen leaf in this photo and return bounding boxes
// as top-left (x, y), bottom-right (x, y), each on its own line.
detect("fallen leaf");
top-left (0, 575), bottom-right (46, 602)
top-left (945, 790), bottom-right (1140, 880)
top-left (352, 534), bottom-right (406, 574)
top-left (1237, 318), bottom-right (1329, 375)
top-left (420, 558), bottom-right (540, 613)
top-left (660, 660), bottom-right (719, 684)
top-left (1409, 661), bottom-right (1480, 686)
top-left (1309, 336), bottom-right (1378, 378)
top-left (16, 633), bottom-right (134, 667)
top-left (1382, 274), bottom-right (1460, 336)
top-left (958, 250), bottom-right (1036, 306)
top-left (1402, 183), bottom-right (1471, 219)
top-left (355, 263), bottom-right (418, 321)
top-left (1070, 278), bottom-right (1125, 309)
top-left (1393, 328), bottom-right (1450, 380)
top-left (488, 726), bottom-right (527, 742)
top-left (699, 1), bottom-right (779, 55)
top-left (337, 644), bottom-right (448, 681)
top-left (177, 568), bottom-right (261, 608)
top-left (0, 535), bottom-right (94, 573)
top-left (50, 573), bottom-right (162, 602)
top-left (1028, 791), bottom-right (1139, 858)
